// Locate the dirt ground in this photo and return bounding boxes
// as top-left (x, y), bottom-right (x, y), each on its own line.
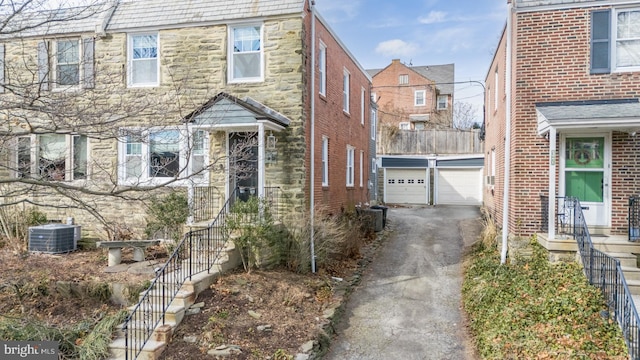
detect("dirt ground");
top-left (0, 237), bottom-right (370, 359)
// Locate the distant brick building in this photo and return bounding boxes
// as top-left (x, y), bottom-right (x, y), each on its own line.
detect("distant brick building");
top-left (368, 59), bottom-right (454, 130)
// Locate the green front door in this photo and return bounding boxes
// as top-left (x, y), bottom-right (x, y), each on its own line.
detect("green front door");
top-left (563, 136), bottom-right (607, 226)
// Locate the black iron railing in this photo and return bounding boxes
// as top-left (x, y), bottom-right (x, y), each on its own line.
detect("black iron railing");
top-left (539, 194), bottom-right (576, 235)
top-left (121, 187), bottom-right (282, 359)
top-left (121, 187), bottom-right (238, 359)
top-left (630, 196), bottom-right (640, 242)
top-left (192, 187), bottom-right (222, 223)
top-left (570, 197), bottom-right (640, 360)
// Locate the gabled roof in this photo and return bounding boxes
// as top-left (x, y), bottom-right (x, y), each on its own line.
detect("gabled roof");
top-left (536, 98), bottom-right (640, 134)
top-left (184, 92), bottom-right (291, 131)
top-left (106, 0), bottom-right (305, 31)
top-left (368, 63), bottom-right (455, 95)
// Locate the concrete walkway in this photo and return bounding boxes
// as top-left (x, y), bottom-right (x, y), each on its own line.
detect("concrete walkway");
top-left (324, 205), bottom-right (482, 360)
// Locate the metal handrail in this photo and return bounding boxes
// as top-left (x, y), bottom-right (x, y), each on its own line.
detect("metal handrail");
top-left (121, 187), bottom-right (239, 359)
top-left (121, 187), bottom-right (282, 359)
top-left (570, 197), bottom-right (640, 359)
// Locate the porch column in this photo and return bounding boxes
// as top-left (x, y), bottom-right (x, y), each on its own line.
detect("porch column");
top-left (258, 123), bottom-right (265, 198)
top-left (548, 127), bottom-right (556, 239)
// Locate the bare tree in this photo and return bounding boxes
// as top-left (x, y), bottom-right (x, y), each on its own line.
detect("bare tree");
top-left (0, 1), bottom-right (259, 240)
top-left (453, 101), bottom-right (480, 130)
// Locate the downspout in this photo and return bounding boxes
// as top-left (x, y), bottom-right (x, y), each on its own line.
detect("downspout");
top-left (308, 0), bottom-right (317, 273)
top-left (501, 2), bottom-right (514, 264)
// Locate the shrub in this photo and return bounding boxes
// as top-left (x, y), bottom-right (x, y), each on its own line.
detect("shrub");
top-left (462, 237), bottom-right (628, 359)
top-left (144, 192), bottom-right (189, 241)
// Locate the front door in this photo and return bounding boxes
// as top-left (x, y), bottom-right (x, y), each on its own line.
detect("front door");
top-left (561, 135), bottom-right (610, 227)
top-left (229, 132), bottom-right (258, 201)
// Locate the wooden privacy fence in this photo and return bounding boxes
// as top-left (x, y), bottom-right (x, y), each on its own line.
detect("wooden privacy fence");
top-left (378, 128), bottom-right (482, 155)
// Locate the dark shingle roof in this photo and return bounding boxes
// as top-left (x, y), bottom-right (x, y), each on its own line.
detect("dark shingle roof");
top-left (368, 63), bottom-right (455, 94)
top-left (106, 0), bottom-right (305, 31)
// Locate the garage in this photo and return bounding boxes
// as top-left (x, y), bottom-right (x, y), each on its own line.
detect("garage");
top-left (380, 157), bottom-right (430, 204)
top-left (385, 168), bottom-right (429, 204)
top-left (435, 157), bottom-right (484, 205)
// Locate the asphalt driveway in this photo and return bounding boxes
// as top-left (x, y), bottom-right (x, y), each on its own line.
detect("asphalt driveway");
top-left (323, 205), bottom-right (482, 360)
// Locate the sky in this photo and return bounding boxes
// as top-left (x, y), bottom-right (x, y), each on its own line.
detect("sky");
top-left (314, 0), bottom-right (508, 124)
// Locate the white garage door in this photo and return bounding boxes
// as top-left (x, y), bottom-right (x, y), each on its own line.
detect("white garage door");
top-left (436, 168), bottom-right (482, 205)
top-left (385, 169), bottom-right (428, 204)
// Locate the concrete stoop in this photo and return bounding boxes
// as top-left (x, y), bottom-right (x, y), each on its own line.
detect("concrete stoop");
top-left (107, 241), bottom-right (241, 360)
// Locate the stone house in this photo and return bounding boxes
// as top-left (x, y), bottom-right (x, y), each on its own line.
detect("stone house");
top-left (0, 0), bottom-right (375, 238)
top-left (367, 59), bottom-right (454, 130)
top-left (485, 0), bottom-right (640, 244)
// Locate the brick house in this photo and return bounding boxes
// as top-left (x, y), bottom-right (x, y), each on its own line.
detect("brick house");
top-left (485, 0), bottom-right (640, 245)
top-left (0, 0), bottom-right (375, 238)
top-left (368, 59), bottom-right (454, 130)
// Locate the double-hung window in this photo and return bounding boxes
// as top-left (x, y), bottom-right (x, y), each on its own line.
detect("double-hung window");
top-left (359, 150), bottom-right (364, 188)
top-left (343, 69), bottom-right (350, 113)
top-left (346, 146), bottom-right (354, 187)
top-left (229, 24), bottom-right (263, 82)
top-left (55, 39), bottom-right (80, 87)
top-left (119, 127), bottom-right (209, 185)
top-left (128, 33), bottom-right (159, 86)
top-left (361, 87), bottom-right (366, 125)
top-left (322, 136), bottom-right (329, 186)
top-left (15, 134), bottom-right (88, 181)
top-left (415, 90), bottom-right (426, 106)
top-left (319, 42), bottom-right (327, 95)
top-left (370, 107), bottom-right (377, 140)
top-left (591, 8), bottom-right (640, 73)
top-left (437, 95), bottom-right (448, 110)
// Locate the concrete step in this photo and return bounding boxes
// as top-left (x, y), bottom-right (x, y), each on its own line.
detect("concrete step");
top-left (127, 304), bottom-right (185, 325)
top-left (621, 266), bottom-right (640, 281)
top-left (115, 318), bottom-right (178, 339)
top-left (626, 280), bottom-right (640, 296)
top-left (606, 252), bottom-right (638, 267)
top-left (592, 238), bottom-right (640, 254)
top-left (140, 288), bottom-right (195, 308)
top-left (109, 338), bottom-right (165, 360)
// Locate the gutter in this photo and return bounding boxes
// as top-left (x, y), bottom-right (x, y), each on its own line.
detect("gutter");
top-left (501, 2), bottom-right (514, 265)
top-left (308, 0), bottom-right (317, 273)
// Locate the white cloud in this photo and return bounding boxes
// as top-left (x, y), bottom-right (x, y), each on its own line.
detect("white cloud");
top-left (314, 0), bottom-right (362, 22)
top-left (375, 39), bottom-right (419, 58)
top-left (418, 10), bottom-right (448, 24)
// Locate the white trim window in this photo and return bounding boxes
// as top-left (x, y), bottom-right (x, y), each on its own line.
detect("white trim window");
top-left (437, 95), bottom-right (448, 110)
top-left (399, 74), bottom-right (409, 85)
top-left (343, 68), bottom-right (350, 113)
top-left (54, 39), bottom-right (80, 87)
top-left (360, 87), bottom-right (366, 125)
top-left (318, 42), bottom-right (327, 96)
top-left (371, 158), bottom-right (376, 173)
top-left (399, 122), bottom-right (410, 130)
top-left (118, 127), bottom-right (209, 186)
top-left (128, 33), bottom-right (159, 87)
top-left (346, 145), bottom-right (354, 187)
top-left (591, 8), bottom-right (640, 73)
top-left (614, 9), bottom-right (640, 71)
top-left (414, 90), bottom-right (426, 106)
top-left (321, 136), bottom-right (329, 186)
top-left (14, 134), bottom-right (88, 181)
top-left (229, 24), bottom-right (263, 83)
top-left (370, 107), bottom-right (377, 140)
top-left (359, 150), bottom-right (364, 188)
top-left (494, 67), bottom-right (499, 110)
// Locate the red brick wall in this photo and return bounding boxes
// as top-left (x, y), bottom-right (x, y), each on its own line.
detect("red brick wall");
top-left (484, 27), bottom-right (507, 227)
top-left (303, 9), bottom-right (372, 215)
top-left (485, 5), bottom-right (640, 237)
top-left (371, 60), bottom-right (444, 129)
